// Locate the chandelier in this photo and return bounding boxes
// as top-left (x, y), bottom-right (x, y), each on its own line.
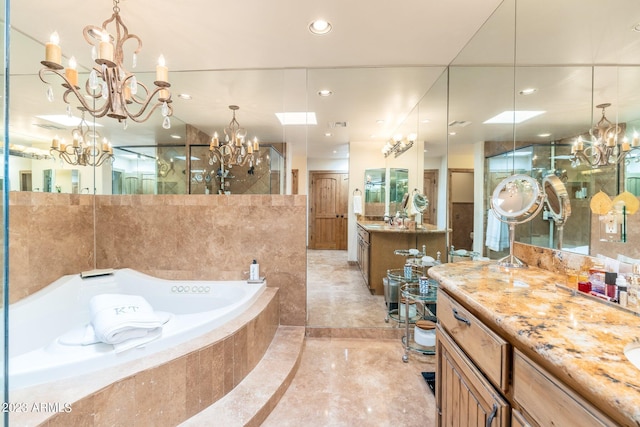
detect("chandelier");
top-left (571, 103), bottom-right (640, 168)
top-left (39, 0), bottom-right (173, 130)
top-left (382, 133), bottom-right (416, 158)
top-left (208, 105), bottom-right (260, 168)
top-left (50, 108), bottom-right (114, 167)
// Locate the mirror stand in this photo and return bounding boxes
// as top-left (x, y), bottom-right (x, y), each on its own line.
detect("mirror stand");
top-left (496, 222), bottom-right (527, 268)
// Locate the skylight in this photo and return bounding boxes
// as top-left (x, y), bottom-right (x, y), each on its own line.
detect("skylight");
top-left (483, 110), bottom-right (545, 124)
top-left (275, 112), bottom-right (318, 125)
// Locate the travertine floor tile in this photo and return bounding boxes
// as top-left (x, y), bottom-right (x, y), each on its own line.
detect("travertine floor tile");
top-left (263, 338), bottom-right (436, 426)
top-left (307, 250), bottom-right (395, 329)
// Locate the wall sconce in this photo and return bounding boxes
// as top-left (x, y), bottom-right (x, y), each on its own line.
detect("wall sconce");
top-left (382, 133), bottom-right (416, 158)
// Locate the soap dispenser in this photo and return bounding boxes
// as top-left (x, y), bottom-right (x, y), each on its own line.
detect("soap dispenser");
top-left (250, 260), bottom-right (260, 281)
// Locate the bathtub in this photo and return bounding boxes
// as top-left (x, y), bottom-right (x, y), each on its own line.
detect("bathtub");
top-left (8, 268), bottom-right (266, 390)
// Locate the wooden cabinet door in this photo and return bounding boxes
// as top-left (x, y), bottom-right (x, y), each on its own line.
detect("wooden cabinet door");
top-left (310, 172), bottom-right (348, 249)
top-left (436, 325), bottom-right (509, 427)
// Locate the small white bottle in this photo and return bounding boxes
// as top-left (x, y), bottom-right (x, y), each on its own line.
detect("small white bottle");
top-left (250, 259), bottom-right (260, 281)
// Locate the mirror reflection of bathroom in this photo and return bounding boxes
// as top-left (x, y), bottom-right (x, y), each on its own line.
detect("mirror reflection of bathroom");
top-left (364, 168), bottom-right (386, 219)
top-left (389, 168), bottom-right (409, 216)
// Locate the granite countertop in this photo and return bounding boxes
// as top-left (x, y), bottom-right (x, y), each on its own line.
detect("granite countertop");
top-left (357, 221), bottom-right (448, 234)
top-left (429, 261), bottom-right (640, 426)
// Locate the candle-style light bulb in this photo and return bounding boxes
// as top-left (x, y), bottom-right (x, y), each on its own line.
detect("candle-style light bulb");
top-left (45, 31), bottom-right (62, 66)
top-left (98, 31), bottom-right (114, 62)
top-left (156, 54), bottom-right (168, 83)
top-left (65, 56), bottom-right (78, 87)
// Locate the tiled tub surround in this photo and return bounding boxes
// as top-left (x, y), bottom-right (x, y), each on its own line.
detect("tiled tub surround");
top-left (11, 286), bottom-right (279, 427)
top-left (429, 261), bottom-right (640, 426)
top-left (9, 192), bottom-right (307, 326)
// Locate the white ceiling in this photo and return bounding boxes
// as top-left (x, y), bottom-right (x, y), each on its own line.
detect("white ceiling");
top-left (5, 0), bottom-right (640, 163)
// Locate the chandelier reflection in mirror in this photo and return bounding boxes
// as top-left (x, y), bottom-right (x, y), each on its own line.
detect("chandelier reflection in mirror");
top-left (50, 108), bottom-right (114, 167)
top-left (208, 105), bottom-right (260, 169)
top-left (571, 103), bottom-right (640, 168)
top-left (382, 133), bottom-right (416, 158)
top-left (39, 0), bottom-right (173, 130)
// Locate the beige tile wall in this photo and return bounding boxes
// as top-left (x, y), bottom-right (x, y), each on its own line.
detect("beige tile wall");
top-left (9, 192), bottom-right (307, 326)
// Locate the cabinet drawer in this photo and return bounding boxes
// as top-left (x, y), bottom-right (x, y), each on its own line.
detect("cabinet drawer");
top-left (513, 350), bottom-right (617, 427)
top-left (437, 325), bottom-right (509, 426)
top-left (437, 289), bottom-right (510, 392)
top-left (357, 226), bottom-right (370, 243)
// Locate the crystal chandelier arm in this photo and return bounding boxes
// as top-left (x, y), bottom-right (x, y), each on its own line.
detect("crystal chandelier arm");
top-left (39, 68), bottom-right (112, 118)
top-left (122, 93), bottom-right (173, 123)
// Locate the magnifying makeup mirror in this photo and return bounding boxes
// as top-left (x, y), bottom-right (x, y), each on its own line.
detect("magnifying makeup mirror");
top-left (412, 189), bottom-right (429, 214)
top-left (542, 174), bottom-right (571, 249)
top-left (490, 174), bottom-right (545, 268)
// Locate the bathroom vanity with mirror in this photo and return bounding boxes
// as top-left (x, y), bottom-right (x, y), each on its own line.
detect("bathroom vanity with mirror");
top-left (429, 261), bottom-right (640, 426)
top-left (356, 221), bottom-right (447, 295)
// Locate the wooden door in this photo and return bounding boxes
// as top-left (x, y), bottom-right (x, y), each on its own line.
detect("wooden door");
top-left (423, 170), bottom-right (438, 225)
top-left (309, 172), bottom-right (348, 249)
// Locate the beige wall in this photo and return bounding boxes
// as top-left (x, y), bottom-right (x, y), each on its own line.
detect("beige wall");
top-left (9, 192), bottom-right (307, 326)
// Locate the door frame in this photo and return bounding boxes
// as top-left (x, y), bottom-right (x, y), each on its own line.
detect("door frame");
top-left (448, 168), bottom-right (474, 254)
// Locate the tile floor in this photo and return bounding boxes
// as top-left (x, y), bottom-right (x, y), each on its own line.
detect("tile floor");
top-left (262, 250), bottom-right (437, 426)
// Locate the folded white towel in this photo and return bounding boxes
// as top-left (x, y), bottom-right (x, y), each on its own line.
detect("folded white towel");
top-left (58, 311), bottom-right (172, 350)
top-left (89, 294), bottom-right (164, 345)
top-left (353, 195), bottom-right (363, 215)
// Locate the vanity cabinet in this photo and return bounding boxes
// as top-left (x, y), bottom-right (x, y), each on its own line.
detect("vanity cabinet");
top-left (357, 222), bottom-right (447, 295)
top-left (356, 225), bottom-right (370, 287)
top-left (436, 286), bottom-right (620, 427)
top-left (512, 350), bottom-right (617, 427)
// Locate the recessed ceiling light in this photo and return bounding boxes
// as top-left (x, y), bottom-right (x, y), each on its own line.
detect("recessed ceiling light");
top-left (519, 88), bottom-right (537, 96)
top-left (484, 110), bottom-right (545, 124)
top-left (448, 131), bottom-right (456, 136)
top-left (376, 119), bottom-right (385, 125)
top-left (538, 133), bottom-right (551, 138)
top-left (170, 134), bottom-right (182, 139)
top-left (275, 112), bottom-right (318, 125)
top-left (178, 93), bottom-right (192, 100)
top-left (324, 132), bottom-right (332, 137)
top-left (421, 119), bottom-right (430, 124)
top-left (318, 89), bottom-right (333, 97)
top-left (309, 19), bottom-right (332, 35)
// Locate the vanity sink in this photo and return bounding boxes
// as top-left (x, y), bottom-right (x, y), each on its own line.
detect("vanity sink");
top-left (364, 224), bottom-right (386, 229)
top-left (624, 342), bottom-right (640, 371)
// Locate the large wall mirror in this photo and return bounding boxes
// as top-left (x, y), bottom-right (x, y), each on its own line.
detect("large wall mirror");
top-left (4, 0), bottom-right (640, 337)
top-left (447, 0), bottom-right (640, 262)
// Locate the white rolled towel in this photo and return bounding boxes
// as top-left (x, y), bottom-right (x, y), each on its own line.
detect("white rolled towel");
top-left (90, 294), bottom-right (163, 345)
